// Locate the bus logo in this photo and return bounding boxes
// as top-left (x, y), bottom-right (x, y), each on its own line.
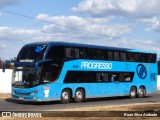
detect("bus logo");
top-left (136, 64), bottom-right (147, 79)
top-left (35, 46), bottom-right (45, 53)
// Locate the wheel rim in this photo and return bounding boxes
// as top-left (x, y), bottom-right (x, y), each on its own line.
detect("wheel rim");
top-left (139, 88), bottom-right (143, 95)
top-left (76, 91), bottom-right (82, 99)
top-left (62, 91), bottom-right (69, 100)
top-left (131, 90), bottom-right (136, 96)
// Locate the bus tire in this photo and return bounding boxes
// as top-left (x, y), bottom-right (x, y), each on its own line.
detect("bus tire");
top-left (61, 89), bottom-right (71, 104)
top-left (138, 87), bottom-right (146, 98)
top-left (74, 89), bottom-right (84, 103)
top-left (130, 87), bottom-right (137, 98)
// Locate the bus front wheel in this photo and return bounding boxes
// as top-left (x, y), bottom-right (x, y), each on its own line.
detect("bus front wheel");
top-left (138, 87), bottom-right (146, 98)
top-left (74, 89), bottom-right (84, 103)
top-left (61, 89), bottom-right (71, 104)
top-left (130, 87), bottom-right (137, 98)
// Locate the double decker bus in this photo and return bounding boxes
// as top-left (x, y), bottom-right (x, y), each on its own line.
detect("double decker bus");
top-left (3, 41), bottom-right (157, 103)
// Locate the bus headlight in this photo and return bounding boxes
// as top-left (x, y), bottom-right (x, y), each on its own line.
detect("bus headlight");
top-left (30, 90), bottom-right (39, 95)
top-left (12, 91), bottom-right (15, 95)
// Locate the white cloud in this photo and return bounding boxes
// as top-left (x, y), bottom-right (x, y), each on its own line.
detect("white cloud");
top-left (0, 27), bottom-right (41, 41)
top-left (35, 14), bottom-right (160, 56)
top-left (0, 26), bottom-right (44, 59)
top-left (136, 17), bottom-right (159, 25)
top-left (0, 43), bottom-right (6, 49)
top-left (136, 17), bottom-right (160, 32)
top-left (0, 13), bottom-right (131, 59)
top-left (36, 14), bottom-right (131, 40)
top-left (72, 0), bottom-right (160, 18)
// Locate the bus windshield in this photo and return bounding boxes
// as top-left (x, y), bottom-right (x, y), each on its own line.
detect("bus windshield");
top-left (12, 66), bottom-right (40, 88)
top-left (17, 45), bottom-right (47, 62)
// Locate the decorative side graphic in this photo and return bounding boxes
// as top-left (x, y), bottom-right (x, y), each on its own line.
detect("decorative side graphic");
top-left (136, 64), bottom-right (147, 79)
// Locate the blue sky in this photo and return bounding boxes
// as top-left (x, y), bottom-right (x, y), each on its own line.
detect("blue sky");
top-left (0, 0), bottom-right (160, 60)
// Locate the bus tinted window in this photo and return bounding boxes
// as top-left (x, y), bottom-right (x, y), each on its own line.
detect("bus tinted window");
top-left (149, 54), bottom-right (156, 63)
top-left (134, 53), bottom-right (139, 62)
top-left (65, 48), bottom-right (79, 59)
top-left (46, 46), bottom-right (156, 63)
top-left (114, 52), bottom-right (120, 60)
top-left (121, 52), bottom-right (127, 61)
top-left (108, 51), bottom-right (113, 60)
top-left (64, 71), bottom-right (134, 83)
top-left (17, 46), bottom-right (47, 62)
top-left (64, 71), bottom-right (86, 83)
top-left (88, 49), bottom-right (96, 59)
top-left (139, 54), bottom-right (148, 62)
top-left (47, 46), bottom-right (64, 59)
top-left (79, 48), bottom-right (87, 59)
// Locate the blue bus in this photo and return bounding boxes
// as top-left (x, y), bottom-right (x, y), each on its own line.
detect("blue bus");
top-left (3, 42), bottom-right (157, 103)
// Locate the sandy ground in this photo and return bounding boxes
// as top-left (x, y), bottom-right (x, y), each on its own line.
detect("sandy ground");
top-left (0, 93), bottom-right (11, 100)
top-left (0, 93), bottom-right (160, 120)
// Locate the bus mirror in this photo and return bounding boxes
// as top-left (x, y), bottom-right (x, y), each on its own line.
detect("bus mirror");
top-left (2, 60), bottom-right (15, 72)
top-left (2, 62), bottom-right (6, 72)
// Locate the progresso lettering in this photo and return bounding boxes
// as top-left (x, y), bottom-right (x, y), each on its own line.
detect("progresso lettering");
top-left (81, 62), bottom-right (112, 70)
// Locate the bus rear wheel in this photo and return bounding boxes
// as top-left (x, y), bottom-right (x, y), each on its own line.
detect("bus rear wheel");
top-left (130, 87), bottom-right (137, 98)
top-left (61, 89), bottom-right (71, 104)
top-left (138, 87), bottom-right (146, 98)
top-left (74, 89), bottom-right (84, 103)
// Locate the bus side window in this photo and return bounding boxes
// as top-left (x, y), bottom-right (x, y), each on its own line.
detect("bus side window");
top-left (144, 54), bottom-right (149, 62)
top-left (139, 53), bottom-right (148, 62)
top-left (103, 73), bottom-right (110, 82)
top-left (46, 46), bottom-right (64, 59)
top-left (96, 73), bottom-right (104, 82)
top-left (70, 49), bottom-right (76, 58)
top-left (121, 52), bottom-right (127, 61)
top-left (108, 51), bottom-right (113, 60)
top-left (87, 72), bottom-right (96, 83)
top-left (119, 73), bottom-right (124, 82)
top-left (74, 48), bottom-right (79, 58)
top-left (65, 48), bottom-right (79, 59)
top-left (79, 48), bottom-right (87, 59)
top-left (124, 72), bottom-right (133, 82)
top-left (114, 52), bottom-right (120, 61)
top-left (87, 49), bottom-right (96, 59)
top-left (149, 54), bottom-right (156, 63)
top-left (111, 73), bottom-right (120, 82)
top-left (101, 50), bottom-right (108, 60)
top-left (65, 48), bottom-right (70, 58)
top-left (134, 53), bottom-right (139, 62)
top-left (127, 53), bottom-right (133, 61)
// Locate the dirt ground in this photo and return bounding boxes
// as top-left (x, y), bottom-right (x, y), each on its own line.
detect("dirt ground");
top-left (0, 93), bottom-right (11, 100)
top-left (0, 94), bottom-right (160, 120)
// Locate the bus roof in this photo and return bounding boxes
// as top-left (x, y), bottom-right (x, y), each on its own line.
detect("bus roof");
top-left (26, 41), bottom-right (131, 50)
top-left (25, 41), bottom-right (155, 53)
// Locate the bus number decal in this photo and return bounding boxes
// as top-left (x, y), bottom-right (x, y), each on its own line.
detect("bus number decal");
top-left (73, 65), bottom-right (78, 68)
top-left (81, 62), bottom-right (112, 70)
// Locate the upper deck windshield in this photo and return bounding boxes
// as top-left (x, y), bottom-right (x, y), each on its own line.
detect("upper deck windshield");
top-left (17, 45), bottom-right (47, 62)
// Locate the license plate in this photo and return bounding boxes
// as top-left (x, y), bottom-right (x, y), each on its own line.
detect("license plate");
top-left (19, 97), bottom-right (24, 100)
